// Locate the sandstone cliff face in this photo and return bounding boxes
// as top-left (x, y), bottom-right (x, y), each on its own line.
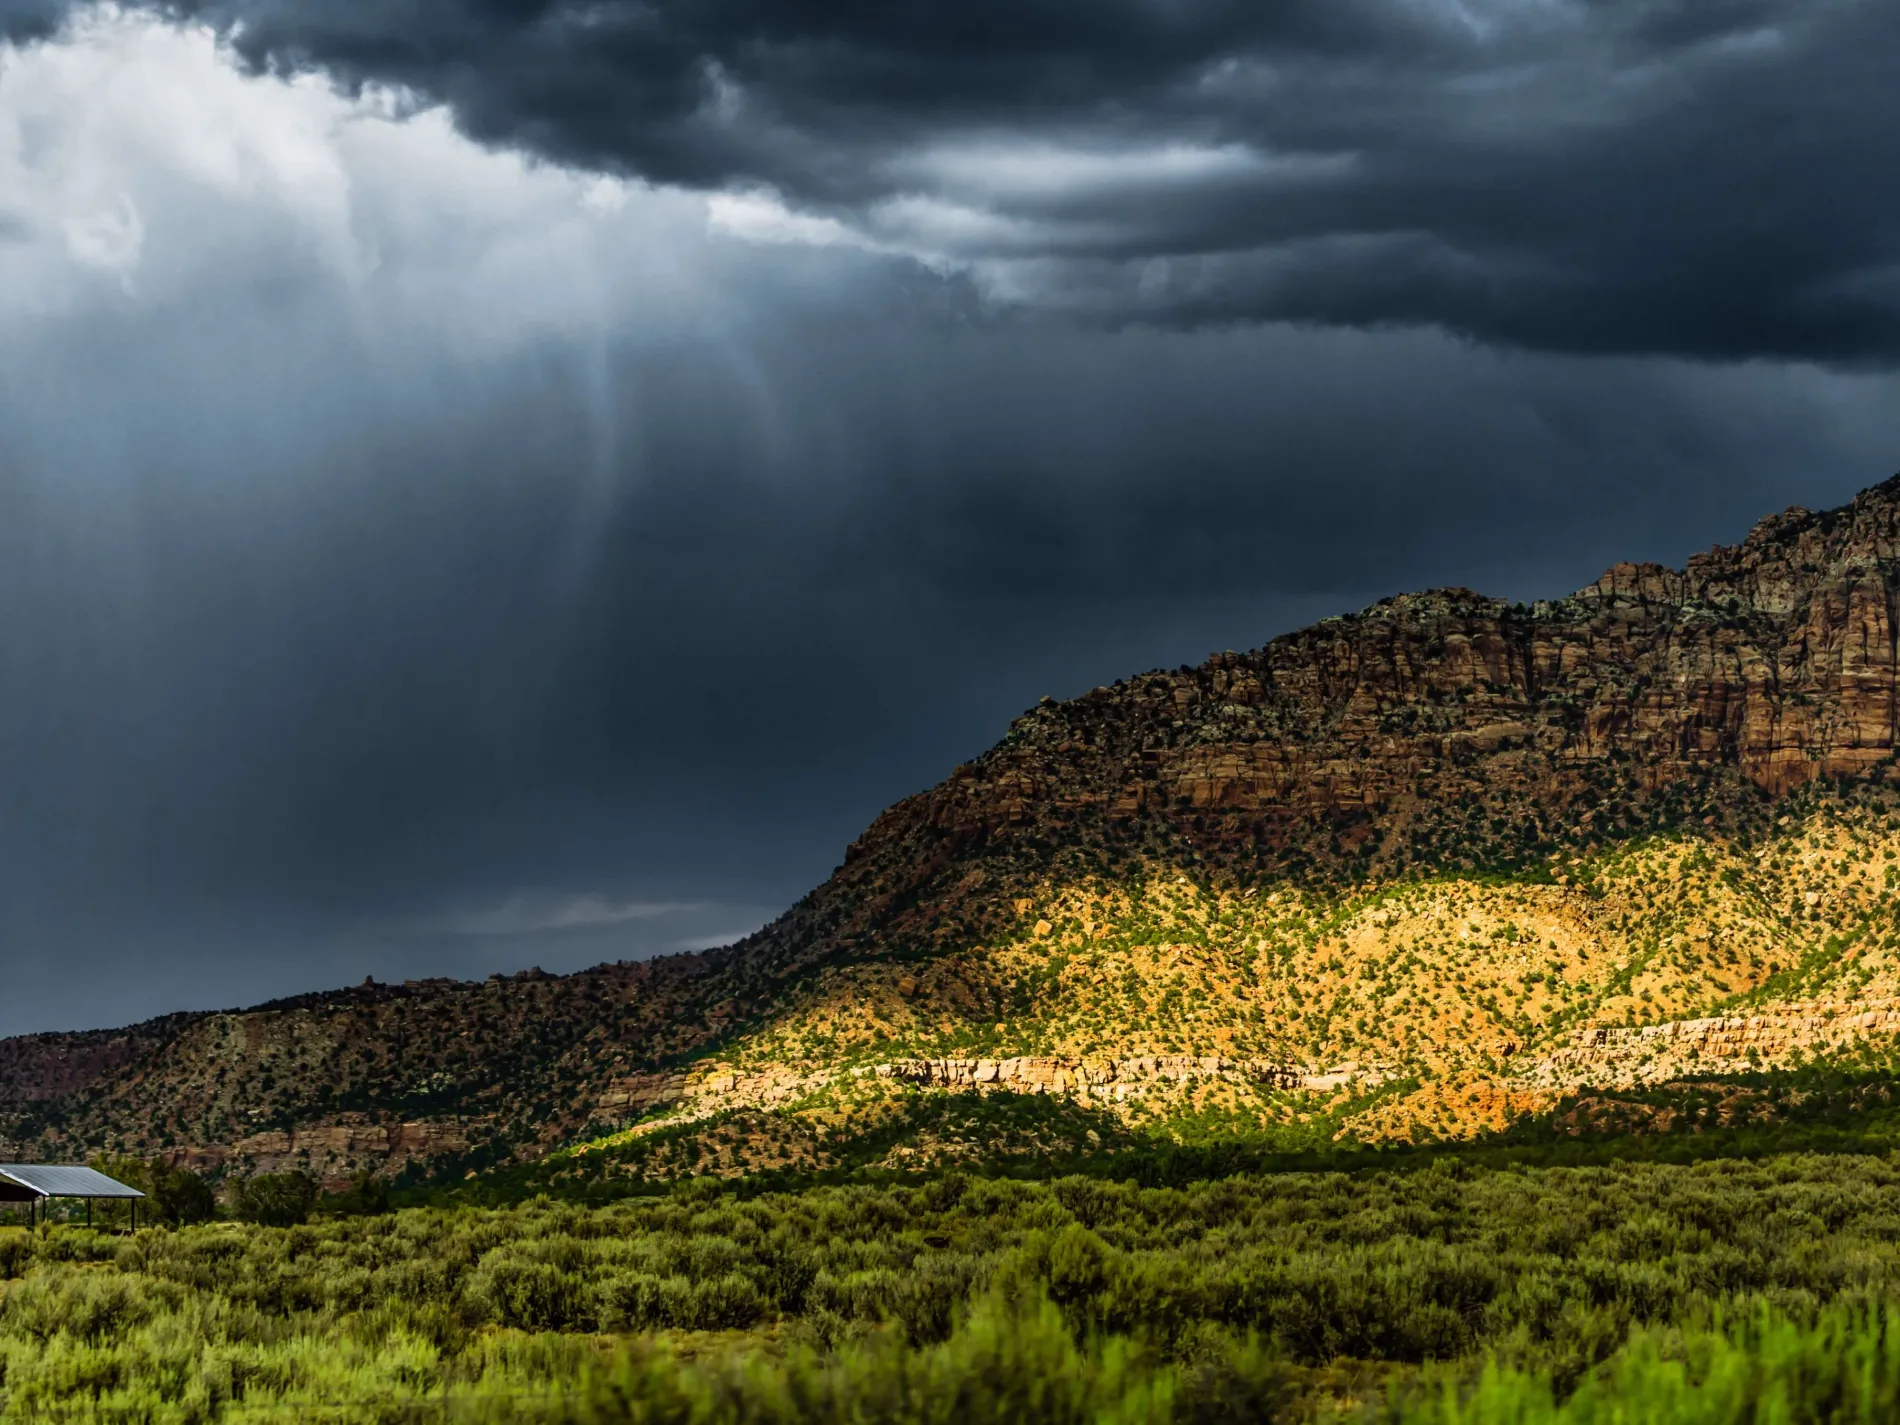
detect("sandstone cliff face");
top-left (849, 475), bottom-right (1900, 881)
top-left (3, 476), bottom-right (1899, 1174)
top-left (169, 1116), bottom-right (478, 1183)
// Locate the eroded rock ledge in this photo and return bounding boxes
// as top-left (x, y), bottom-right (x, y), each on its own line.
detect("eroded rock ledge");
top-left (1528, 1002), bottom-right (1900, 1088)
top-left (596, 1053), bottom-right (1343, 1131)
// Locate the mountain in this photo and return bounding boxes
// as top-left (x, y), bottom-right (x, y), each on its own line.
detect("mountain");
top-left (5, 475), bottom-right (1900, 1185)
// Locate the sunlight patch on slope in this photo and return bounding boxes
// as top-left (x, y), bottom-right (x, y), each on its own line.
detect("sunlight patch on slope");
top-left (572, 792), bottom-right (1900, 1166)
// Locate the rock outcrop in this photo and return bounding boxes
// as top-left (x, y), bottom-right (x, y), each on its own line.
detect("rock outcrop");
top-left (596, 1054), bottom-right (1312, 1131)
top-left (167, 1117), bottom-right (480, 1186)
top-left (1530, 1003), bottom-right (1900, 1089)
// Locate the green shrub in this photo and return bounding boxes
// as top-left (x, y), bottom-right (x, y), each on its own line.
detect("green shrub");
top-left (86, 1156), bottom-right (217, 1226)
top-left (150, 1165), bottom-right (219, 1225)
top-left (229, 1170), bottom-right (321, 1227)
top-left (465, 1252), bottom-right (594, 1332)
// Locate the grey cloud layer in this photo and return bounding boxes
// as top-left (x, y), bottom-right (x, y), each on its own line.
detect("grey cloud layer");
top-left (6, 0), bottom-right (1897, 359)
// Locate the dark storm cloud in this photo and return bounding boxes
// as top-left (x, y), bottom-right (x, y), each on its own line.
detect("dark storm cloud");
top-left (7, 0), bottom-right (1899, 360)
top-left (2, 9), bottom-right (1899, 1041)
top-left (0, 0), bottom-right (63, 42)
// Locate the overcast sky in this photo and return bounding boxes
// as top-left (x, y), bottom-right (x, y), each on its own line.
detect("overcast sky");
top-left (1, 1), bottom-right (1897, 1035)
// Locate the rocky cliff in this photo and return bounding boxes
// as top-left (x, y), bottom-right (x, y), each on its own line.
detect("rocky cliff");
top-left (4, 475), bottom-right (1900, 1181)
top-left (858, 473), bottom-right (1900, 869)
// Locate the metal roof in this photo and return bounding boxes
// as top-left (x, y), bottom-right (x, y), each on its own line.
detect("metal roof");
top-left (0, 1165), bottom-right (145, 1199)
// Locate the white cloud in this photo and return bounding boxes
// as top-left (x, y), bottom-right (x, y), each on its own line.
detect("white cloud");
top-left (422, 894), bottom-right (703, 939)
top-left (900, 140), bottom-right (1349, 204)
top-left (672, 929), bottom-right (765, 952)
top-left (704, 141), bottom-right (1357, 283)
top-left (60, 193), bottom-right (142, 275)
top-left (579, 175), bottom-right (631, 215)
top-left (866, 193), bottom-right (1048, 254)
top-left (0, 10), bottom-right (356, 311)
top-left (0, 8), bottom-right (737, 347)
top-left (705, 187), bottom-right (872, 250)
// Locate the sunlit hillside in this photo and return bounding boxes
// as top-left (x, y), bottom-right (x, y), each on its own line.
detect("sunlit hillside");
top-left (550, 777), bottom-right (1897, 1180)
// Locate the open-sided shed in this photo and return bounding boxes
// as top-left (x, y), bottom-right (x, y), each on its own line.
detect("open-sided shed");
top-left (0, 1164), bottom-right (145, 1228)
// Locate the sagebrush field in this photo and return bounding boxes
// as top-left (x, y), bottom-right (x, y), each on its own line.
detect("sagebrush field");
top-left (11, 1149), bottom-right (1900, 1421)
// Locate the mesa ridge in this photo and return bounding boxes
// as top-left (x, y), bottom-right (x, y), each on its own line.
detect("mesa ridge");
top-left (5, 475), bottom-right (1900, 1183)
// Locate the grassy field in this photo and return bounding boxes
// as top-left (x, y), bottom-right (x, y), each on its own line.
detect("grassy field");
top-left (12, 1148), bottom-right (1900, 1419)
